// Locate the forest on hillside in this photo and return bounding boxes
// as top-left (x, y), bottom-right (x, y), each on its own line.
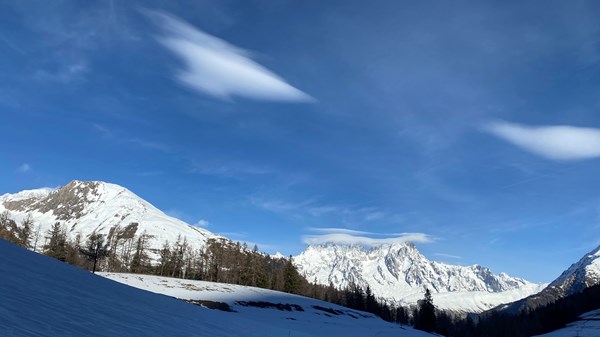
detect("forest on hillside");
top-left (2, 210), bottom-right (599, 336)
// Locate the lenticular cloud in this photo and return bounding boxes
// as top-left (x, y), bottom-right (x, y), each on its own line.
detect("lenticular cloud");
top-left (302, 232), bottom-right (433, 246)
top-left (147, 10), bottom-right (314, 102)
top-left (484, 120), bottom-right (600, 161)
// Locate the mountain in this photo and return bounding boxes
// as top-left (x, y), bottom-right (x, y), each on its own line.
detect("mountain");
top-left (0, 180), bottom-right (220, 258)
top-left (491, 245), bottom-right (600, 315)
top-left (0, 239), bottom-right (436, 337)
top-left (1, 180), bottom-right (544, 314)
top-left (294, 243), bottom-right (545, 313)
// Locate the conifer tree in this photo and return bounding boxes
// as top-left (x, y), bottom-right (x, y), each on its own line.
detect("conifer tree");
top-left (44, 222), bottom-right (67, 261)
top-left (17, 214), bottom-right (34, 248)
top-left (415, 287), bottom-right (436, 332)
top-left (283, 255), bottom-right (301, 293)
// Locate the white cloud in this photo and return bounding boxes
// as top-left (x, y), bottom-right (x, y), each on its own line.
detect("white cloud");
top-left (303, 232), bottom-right (433, 246)
top-left (17, 163), bottom-right (31, 173)
top-left (195, 219), bottom-right (210, 228)
top-left (484, 120), bottom-right (600, 160)
top-left (307, 227), bottom-right (376, 236)
top-left (434, 253), bottom-right (462, 260)
top-left (147, 10), bottom-right (314, 102)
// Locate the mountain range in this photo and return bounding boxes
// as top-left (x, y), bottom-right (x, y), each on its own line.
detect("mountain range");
top-left (294, 242), bottom-right (545, 313)
top-left (2, 180), bottom-right (598, 314)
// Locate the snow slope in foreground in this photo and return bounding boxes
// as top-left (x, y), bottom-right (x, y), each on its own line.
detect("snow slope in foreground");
top-left (0, 239), bottom-right (433, 337)
top-left (534, 309), bottom-right (600, 337)
top-left (100, 272), bottom-right (430, 336)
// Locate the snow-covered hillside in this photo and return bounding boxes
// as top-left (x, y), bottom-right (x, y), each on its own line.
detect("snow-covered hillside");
top-left (1, 180), bottom-right (544, 314)
top-left (0, 238), bottom-right (434, 337)
top-left (0, 180), bottom-right (220, 257)
top-left (550, 246), bottom-right (600, 295)
top-left (534, 309), bottom-right (600, 337)
top-left (490, 245), bottom-right (600, 315)
top-left (295, 243), bottom-right (545, 313)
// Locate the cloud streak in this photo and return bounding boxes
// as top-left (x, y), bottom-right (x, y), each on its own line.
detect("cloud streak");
top-left (484, 120), bottom-right (600, 161)
top-left (147, 10), bottom-right (314, 102)
top-left (303, 228), bottom-right (433, 247)
top-left (17, 163), bottom-right (31, 173)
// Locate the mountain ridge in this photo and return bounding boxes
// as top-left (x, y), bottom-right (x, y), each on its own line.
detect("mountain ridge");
top-left (2, 180), bottom-right (545, 314)
top-left (295, 242), bottom-right (545, 313)
top-left (488, 245), bottom-right (600, 315)
top-left (0, 180), bottom-right (220, 258)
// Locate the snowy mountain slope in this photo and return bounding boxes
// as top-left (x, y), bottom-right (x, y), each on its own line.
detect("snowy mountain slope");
top-left (295, 243), bottom-right (545, 313)
top-left (491, 245), bottom-right (600, 315)
top-left (550, 245), bottom-right (600, 295)
top-left (0, 239), bottom-right (435, 337)
top-left (533, 309), bottom-right (600, 337)
top-left (101, 272), bottom-right (432, 336)
top-left (0, 180), bottom-right (220, 257)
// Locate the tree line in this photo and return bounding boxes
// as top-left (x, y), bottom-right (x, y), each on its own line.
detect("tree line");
top-left (7, 211), bottom-right (594, 336)
top-left (0, 211), bottom-right (430, 327)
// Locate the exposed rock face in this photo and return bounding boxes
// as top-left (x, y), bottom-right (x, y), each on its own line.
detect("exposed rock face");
top-left (0, 180), bottom-right (220, 258)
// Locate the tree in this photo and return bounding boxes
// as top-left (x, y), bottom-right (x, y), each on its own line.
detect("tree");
top-left (17, 214), bottom-right (34, 248)
top-left (31, 224), bottom-right (42, 252)
top-left (130, 232), bottom-right (150, 274)
top-left (365, 285), bottom-right (378, 314)
top-left (44, 222), bottom-right (67, 261)
top-left (0, 211), bottom-right (19, 243)
top-left (283, 255), bottom-right (301, 293)
top-left (415, 287), bottom-right (436, 332)
top-left (79, 234), bottom-right (110, 273)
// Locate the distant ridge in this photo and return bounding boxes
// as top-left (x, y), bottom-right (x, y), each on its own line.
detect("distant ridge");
top-left (295, 243), bottom-right (545, 313)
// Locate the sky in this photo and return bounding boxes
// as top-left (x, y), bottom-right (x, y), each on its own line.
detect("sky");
top-left (1, 1), bottom-right (599, 283)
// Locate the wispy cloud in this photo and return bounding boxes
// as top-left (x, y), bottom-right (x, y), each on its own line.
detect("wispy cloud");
top-left (194, 219), bottom-right (210, 228)
top-left (306, 227), bottom-right (418, 237)
top-left (251, 197), bottom-right (315, 214)
top-left (434, 253), bottom-right (462, 260)
top-left (302, 232), bottom-right (433, 246)
top-left (189, 161), bottom-right (274, 178)
top-left (127, 138), bottom-right (171, 153)
top-left (146, 10), bottom-right (314, 102)
top-left (484, 120), bottom-right (600, 161)
top-left (0, 33), bottom-right (25, 54)
top-left (92, 123), bottom-right (171, 153)
top-left (252, 196), bottom-right (395, 226)
top-left (307, 227), bottom-right (376, 236)
top-left (17, 163), bottom-right (31, 173)
top-left (33, 60), bottom-right (89, 83)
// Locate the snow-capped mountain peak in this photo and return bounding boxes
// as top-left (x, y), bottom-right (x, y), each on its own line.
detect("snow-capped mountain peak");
top-left (295, 242), bottom-right (544, 313)
top-left (550, 246), bottom-right (600, 294)
top-left (0, 180), bottom-right (220, 256)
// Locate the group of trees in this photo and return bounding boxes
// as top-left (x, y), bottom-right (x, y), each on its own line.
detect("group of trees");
top-left (4, 211), bottom-right (598, 336)
top-left (0, 211), bottom-right (456, 332)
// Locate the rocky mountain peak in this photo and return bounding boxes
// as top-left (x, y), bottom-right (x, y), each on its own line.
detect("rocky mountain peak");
top-left (295, 241), bottom-right (541, 312)
top-left (0, 180), bottom-right (220, 258)
top-left (550, 245), bottom-right (600, 295)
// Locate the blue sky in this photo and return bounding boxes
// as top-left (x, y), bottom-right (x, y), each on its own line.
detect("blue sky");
top-left (1, 1), bottom-right (600, 283)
